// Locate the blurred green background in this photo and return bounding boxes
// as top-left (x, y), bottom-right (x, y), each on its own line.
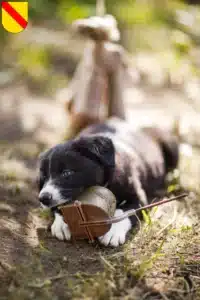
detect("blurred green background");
top-left (0, 0), bottom-right (200, 95)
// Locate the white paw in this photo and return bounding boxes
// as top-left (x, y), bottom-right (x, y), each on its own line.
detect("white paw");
top-left (98, 209), bottom-right (132, 247)
top-left (51, 213), bottom-right (71, 241)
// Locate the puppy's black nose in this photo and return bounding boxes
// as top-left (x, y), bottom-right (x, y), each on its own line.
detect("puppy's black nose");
top-left (39, 192), bottom-right (52, 205)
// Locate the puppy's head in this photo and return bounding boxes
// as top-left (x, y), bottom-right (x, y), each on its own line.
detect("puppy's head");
top-left (38, 136), bottom-right (115, 208)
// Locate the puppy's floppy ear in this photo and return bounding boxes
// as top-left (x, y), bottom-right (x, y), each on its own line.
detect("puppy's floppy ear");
top-left (37, 148), bottom-right (54, 190)
top-left (72, 136), bottom-right (115, 183)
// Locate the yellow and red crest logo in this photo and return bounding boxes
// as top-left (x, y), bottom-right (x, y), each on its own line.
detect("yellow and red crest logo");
top-left (1, 1), bottom-right (28, 33)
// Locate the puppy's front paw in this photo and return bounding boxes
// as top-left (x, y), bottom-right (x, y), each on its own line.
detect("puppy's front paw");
top-left (51, 213), bottom-right (71, 241)
top-left (98, 209), bottom-right (131, 247)
top-left (99, 225), bottom-right (127, 247)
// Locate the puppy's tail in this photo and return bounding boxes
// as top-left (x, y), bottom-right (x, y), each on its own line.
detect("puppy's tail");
top-left (142, 127), bottom-right (179, 172)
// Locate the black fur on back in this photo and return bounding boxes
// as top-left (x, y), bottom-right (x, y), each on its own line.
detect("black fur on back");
top-left (78, 118), bottom-right (179, 224)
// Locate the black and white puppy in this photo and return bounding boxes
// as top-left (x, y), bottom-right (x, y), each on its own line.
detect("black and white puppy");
top-left (38, 118), bottom-right (179, 247)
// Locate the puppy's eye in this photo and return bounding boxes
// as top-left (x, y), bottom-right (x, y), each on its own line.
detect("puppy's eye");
top-left (61, 170), bottom-right (74, 178)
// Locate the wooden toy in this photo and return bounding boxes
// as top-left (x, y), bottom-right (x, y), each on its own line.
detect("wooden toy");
top-left (59, 186), bottom-right (187, 242)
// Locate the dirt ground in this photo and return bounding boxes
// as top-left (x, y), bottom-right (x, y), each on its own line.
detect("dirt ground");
top-left (0, 80), bottom-right (200, 299)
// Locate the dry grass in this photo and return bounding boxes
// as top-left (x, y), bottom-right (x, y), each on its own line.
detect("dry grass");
top-left (72, 194), bottom-right (200, 300)
top-left (0, 140), bottom-right (200, 300)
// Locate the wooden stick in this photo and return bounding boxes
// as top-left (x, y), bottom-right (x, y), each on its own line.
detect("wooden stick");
top-left (79, 193), bottom-right (188, 227)
top-left (74, 201), bottom-right (94, 242)
top-left (96, 0), bottom-right (106, 17)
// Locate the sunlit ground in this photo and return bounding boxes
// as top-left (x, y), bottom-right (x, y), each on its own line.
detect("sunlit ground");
top-left (1, 3), bottom-right (200, 299)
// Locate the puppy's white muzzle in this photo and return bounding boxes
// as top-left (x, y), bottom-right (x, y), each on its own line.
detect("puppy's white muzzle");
top-left (39, 180), bottom-right (62, 207)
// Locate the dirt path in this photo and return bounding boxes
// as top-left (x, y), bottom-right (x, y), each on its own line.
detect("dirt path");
top-left (0, 82), bottom-right (200, 299)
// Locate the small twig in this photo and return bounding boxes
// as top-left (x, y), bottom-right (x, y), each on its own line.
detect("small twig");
top-left (100, 255), bottom-right (115, 271)
top-left (27, 273), bottom-right (69, 288)
top-left (142, 292), bottom-right (155, 300)
top-left (135, 193), bottom-right (188, 214)
top-left (80, 193), bottom-right (188, 227)
top-left (106, 251), bottom-right (124, 259)
top-left (134, 212), bottom-right (142, 231)
top-left (190, 275), bottom-right (200, 280)
top-left (0, 260), bottom-right (13, 272)
top-left (156, 205), bottom-right (178, 238)
top-left (168, 287), bottom-right (197, 294)
top-left (159, 292), bottom-right (170, 300)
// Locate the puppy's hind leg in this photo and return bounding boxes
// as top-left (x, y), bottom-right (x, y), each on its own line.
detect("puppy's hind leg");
top-left (131, 170), bottom-right (148, 206)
